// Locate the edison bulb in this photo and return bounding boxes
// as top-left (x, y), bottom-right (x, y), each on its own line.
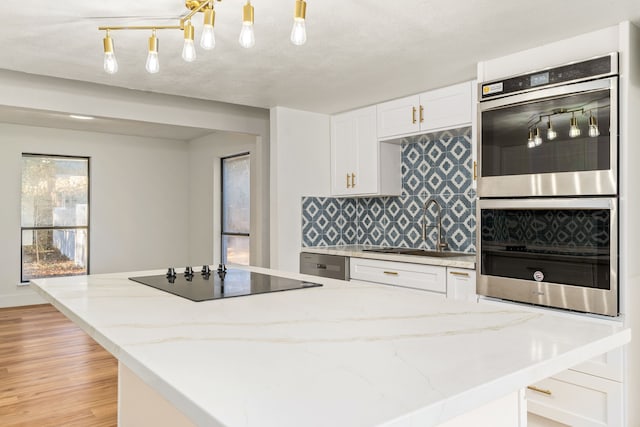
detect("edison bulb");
top-left (200, 25), bottom-right (215, 50)
top-left (290, 18), bottom-right (306, 45)
top-left (182, 39), bottom-right (197, 62)
top-left (103, 52), bottom-right (118, 74)
top-left (589, 124), bottom-right (600, 137)
top-left (145, 51), bottom-right (159, 74)
top-left (239, 22), bottom-right (255, 48)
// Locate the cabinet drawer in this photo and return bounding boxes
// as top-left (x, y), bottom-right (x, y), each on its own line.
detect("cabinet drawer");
top-left (350, 258), bottom-right (446, 293)
top-left (526, 369), bottom-right (622, 427)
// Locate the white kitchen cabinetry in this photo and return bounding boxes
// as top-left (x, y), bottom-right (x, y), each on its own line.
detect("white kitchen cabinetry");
top-left (331, 106), bottom-right (401, 196)
top-left (377, 81), bottom-right (473, 140)
top-left (446, 267), bottom-right (477, 302)
top-left (350, 258), bottom-right (446, 296)
top-left (526, 369), bottom-right (622, 427)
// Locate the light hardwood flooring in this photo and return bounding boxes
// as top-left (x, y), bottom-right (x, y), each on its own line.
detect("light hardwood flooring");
top-left (0, 304), bottom-right (117, 427)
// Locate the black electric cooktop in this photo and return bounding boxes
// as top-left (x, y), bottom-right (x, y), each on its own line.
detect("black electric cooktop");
top-left (129, 265), bottom-right (322, 302)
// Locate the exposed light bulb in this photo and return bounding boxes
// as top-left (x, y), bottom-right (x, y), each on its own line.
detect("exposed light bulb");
top-left (546, 118), bottom-right (557, 140)
top-left (102, 32), bottom-right (118, 74)
top-left (200, 7), bottom-right (216, 50)
top-left (146, 31), bottom-right (160, 74)
top-left (290, 18), bottom-right (306, 45)
top-left (527, 130), bottom-right (535, 148)
top-left (569, 114), bottom-right (581, 138)
top-left (588, 114), bottom-right (600, 137)
top-left (239, 1), bottom-right (255, 48)
top-left (290, 0), bottom-right (307, 46)
top-left (534, 127), bottom-right (543, 146)
top-left (182, 21), bottom-right (196, 62)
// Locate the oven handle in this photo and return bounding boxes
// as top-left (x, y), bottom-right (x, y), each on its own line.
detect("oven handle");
top-left (478, 197), bottom-right (614, 210)
top-left (479, 77), bottom-right (616, 112)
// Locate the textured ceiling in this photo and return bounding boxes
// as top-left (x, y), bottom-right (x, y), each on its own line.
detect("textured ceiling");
top-left (0, 0), bottom-right (639, 114)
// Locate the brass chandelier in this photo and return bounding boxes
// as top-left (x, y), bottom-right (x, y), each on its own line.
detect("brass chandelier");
top-left (101, 0), bottom-right (308, 74)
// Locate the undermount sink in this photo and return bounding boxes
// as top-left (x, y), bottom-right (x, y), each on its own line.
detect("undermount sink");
top-left (362, 248), bottom-right (468, 257)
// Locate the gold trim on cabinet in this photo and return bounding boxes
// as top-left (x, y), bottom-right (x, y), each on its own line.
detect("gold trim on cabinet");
top-left (473, 161), bottom-right (477, 180)
top-left (351, 173), bottom-right (356, 187)
top-left (419, 105), bottom-right (424, 123)
top-left (346, 173), bottom-right (351, 188)
top-left (527, 385), bottom-right (552, 396)
top-left (412, 106), bottom-right (417, 124)
top-left (383, 271), bottom-right (399, 276)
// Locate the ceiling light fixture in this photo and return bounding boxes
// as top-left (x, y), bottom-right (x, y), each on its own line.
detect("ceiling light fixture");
top-left (546, 117), bottom-right (557, 140)
top-left (102, 30), bottom-right (118, 74)
top-left (533, 127), bottom-right (543, 146)
top-left (146, 30), bottom-right (160, 74)
top-left (588, 114), bottom-right (600, 137)
top-left (569, 112), bottom-right (581, 138)
top-left (291, 0), bottom-right (307, 46)
top-left (527, 129), bottom-right (536, 148)
top-left (239, 1), bottom-right (255, 48)
top-left (98, 0), bottom-right (308, 74)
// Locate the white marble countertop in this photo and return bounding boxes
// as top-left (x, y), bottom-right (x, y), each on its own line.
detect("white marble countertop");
top-left (301, 245), bottom-right (476, 269)
top-left (31, 266), bottom-right (628, 427)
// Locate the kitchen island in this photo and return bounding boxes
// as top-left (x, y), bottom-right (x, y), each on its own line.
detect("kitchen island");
top-left (31, 266), bottom-right (630, 427)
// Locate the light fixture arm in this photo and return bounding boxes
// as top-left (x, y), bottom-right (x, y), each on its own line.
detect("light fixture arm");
top-left (98, 0), bottom-right (215, 32)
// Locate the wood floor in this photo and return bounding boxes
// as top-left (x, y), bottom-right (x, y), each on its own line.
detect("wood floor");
top-left (0, 304), bottom-right (118, 427)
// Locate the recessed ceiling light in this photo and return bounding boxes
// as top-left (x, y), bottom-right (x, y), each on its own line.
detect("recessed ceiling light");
top-left (69, 114), bottom-right (95, 120)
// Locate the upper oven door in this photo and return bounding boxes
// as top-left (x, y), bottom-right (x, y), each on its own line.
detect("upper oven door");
top-left (478, 77), bottom-right (618, 197)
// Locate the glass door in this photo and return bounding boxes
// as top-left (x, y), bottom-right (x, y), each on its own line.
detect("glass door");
top-left (221, 153), bottom-right (250, 265)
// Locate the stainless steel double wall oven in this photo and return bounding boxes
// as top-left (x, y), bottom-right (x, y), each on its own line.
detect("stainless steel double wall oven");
top-left (476, 53), bottom-right (619, 316)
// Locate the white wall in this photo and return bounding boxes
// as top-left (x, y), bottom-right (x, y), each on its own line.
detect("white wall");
top-left (187, 131), bottom-right (269, 268)
top-left (0, 123), bottom-right (190, 307)
top-left (619, 21), bottom-right (640, 427)
top-left (269, 107), bottom-right (331, 272)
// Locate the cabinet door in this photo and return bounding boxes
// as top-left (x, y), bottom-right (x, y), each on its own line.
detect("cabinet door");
top-left (350, 257), bottom-right (447, 294)
top-left (330, 112), bottom-right (357, 196)
top-left (446, 268), bottom-right (477, 302)
top-left (377, 95), bottom-right (420, 139)
top-left (419, 81), bottom-right (472, 133)
top-left (352, 106), bottom-right (378, 194)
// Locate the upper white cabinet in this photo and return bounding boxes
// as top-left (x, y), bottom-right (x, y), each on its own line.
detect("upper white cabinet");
top-left (331, 106), bottom-right (401, 197)
top-left (377, 81), bottom-right (473, 140)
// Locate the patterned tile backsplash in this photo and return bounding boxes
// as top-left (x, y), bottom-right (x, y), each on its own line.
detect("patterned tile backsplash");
top-left (302, 126), bottom-right (476, 253)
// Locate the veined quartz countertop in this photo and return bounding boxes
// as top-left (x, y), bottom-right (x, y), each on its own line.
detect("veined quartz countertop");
top-left (301, 244), bottom-right (476, 269)
top-left (31, 266), bottom-right (628, 427)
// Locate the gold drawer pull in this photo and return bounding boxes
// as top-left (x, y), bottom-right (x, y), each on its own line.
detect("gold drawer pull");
top-left (412, 106), bottom-right (417, 124)
top-left (449, 271), bottom-right (469, 277)
top-left (351, 173), bottom-right (356, 187)
top-left (527, 385), bottom-right (552, 396)
top-left (346, 174), bottom-right (351, 188)
top-left (473, 161), bottom-right (477, 180)
top-left (419, 105), bottom-right (424, 123)
top-left (383, 271), bottom-right (399, 276)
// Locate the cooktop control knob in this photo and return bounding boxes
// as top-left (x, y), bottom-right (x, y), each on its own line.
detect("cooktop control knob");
top-left (201, 265), bottom-right (211, 275)
top-left (166, 267), bottom-right (176, 278)
top-left (184, 266), bottom-right (194, 277)
top-left (217, 264), bottom-right (227, 280)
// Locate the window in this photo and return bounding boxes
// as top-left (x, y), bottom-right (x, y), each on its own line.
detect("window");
top-left (21, 154), bottom-right (89, 282)
top-left (221, 153), bottom-right (250, 265)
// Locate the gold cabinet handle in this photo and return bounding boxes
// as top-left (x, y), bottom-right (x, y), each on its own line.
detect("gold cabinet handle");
top-left (419, 105), bottom-right (424, 123)
top-left (346, 173), bottom-right (351, 188)
top-left (383, 271), bottom-right (399, 276)
top-left (527, 385), bottom-right (552, 396)
top-left (412, 106), bottom-right (417, 124)
top-left (351, 173), bottom-right (356, 187)
top-left (473, 161), bottom-right (477, 180)
top-left (449, 271), bottom-right (469, 277)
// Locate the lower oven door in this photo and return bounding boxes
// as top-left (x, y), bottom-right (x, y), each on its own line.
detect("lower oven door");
top-left (477, 197), bottom-right (618, 316)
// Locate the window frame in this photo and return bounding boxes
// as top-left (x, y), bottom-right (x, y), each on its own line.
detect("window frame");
top-left (220, 152), bottom-right (250, 265)
top-left (20, 153), bottom-right (91, 283)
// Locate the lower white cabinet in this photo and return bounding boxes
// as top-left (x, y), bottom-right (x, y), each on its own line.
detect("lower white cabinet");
top-left (349, 257), bottom-right (446, 295)
top-left (526, 369), bottom-right (622, 427)
top-left (446, 267), bottom-right (477, 302)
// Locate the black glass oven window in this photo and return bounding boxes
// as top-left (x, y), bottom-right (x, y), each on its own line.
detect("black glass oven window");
top-left (480, 209), bottom-right (610, 289)
top-left (481, 89), bottom-right (611, 177)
